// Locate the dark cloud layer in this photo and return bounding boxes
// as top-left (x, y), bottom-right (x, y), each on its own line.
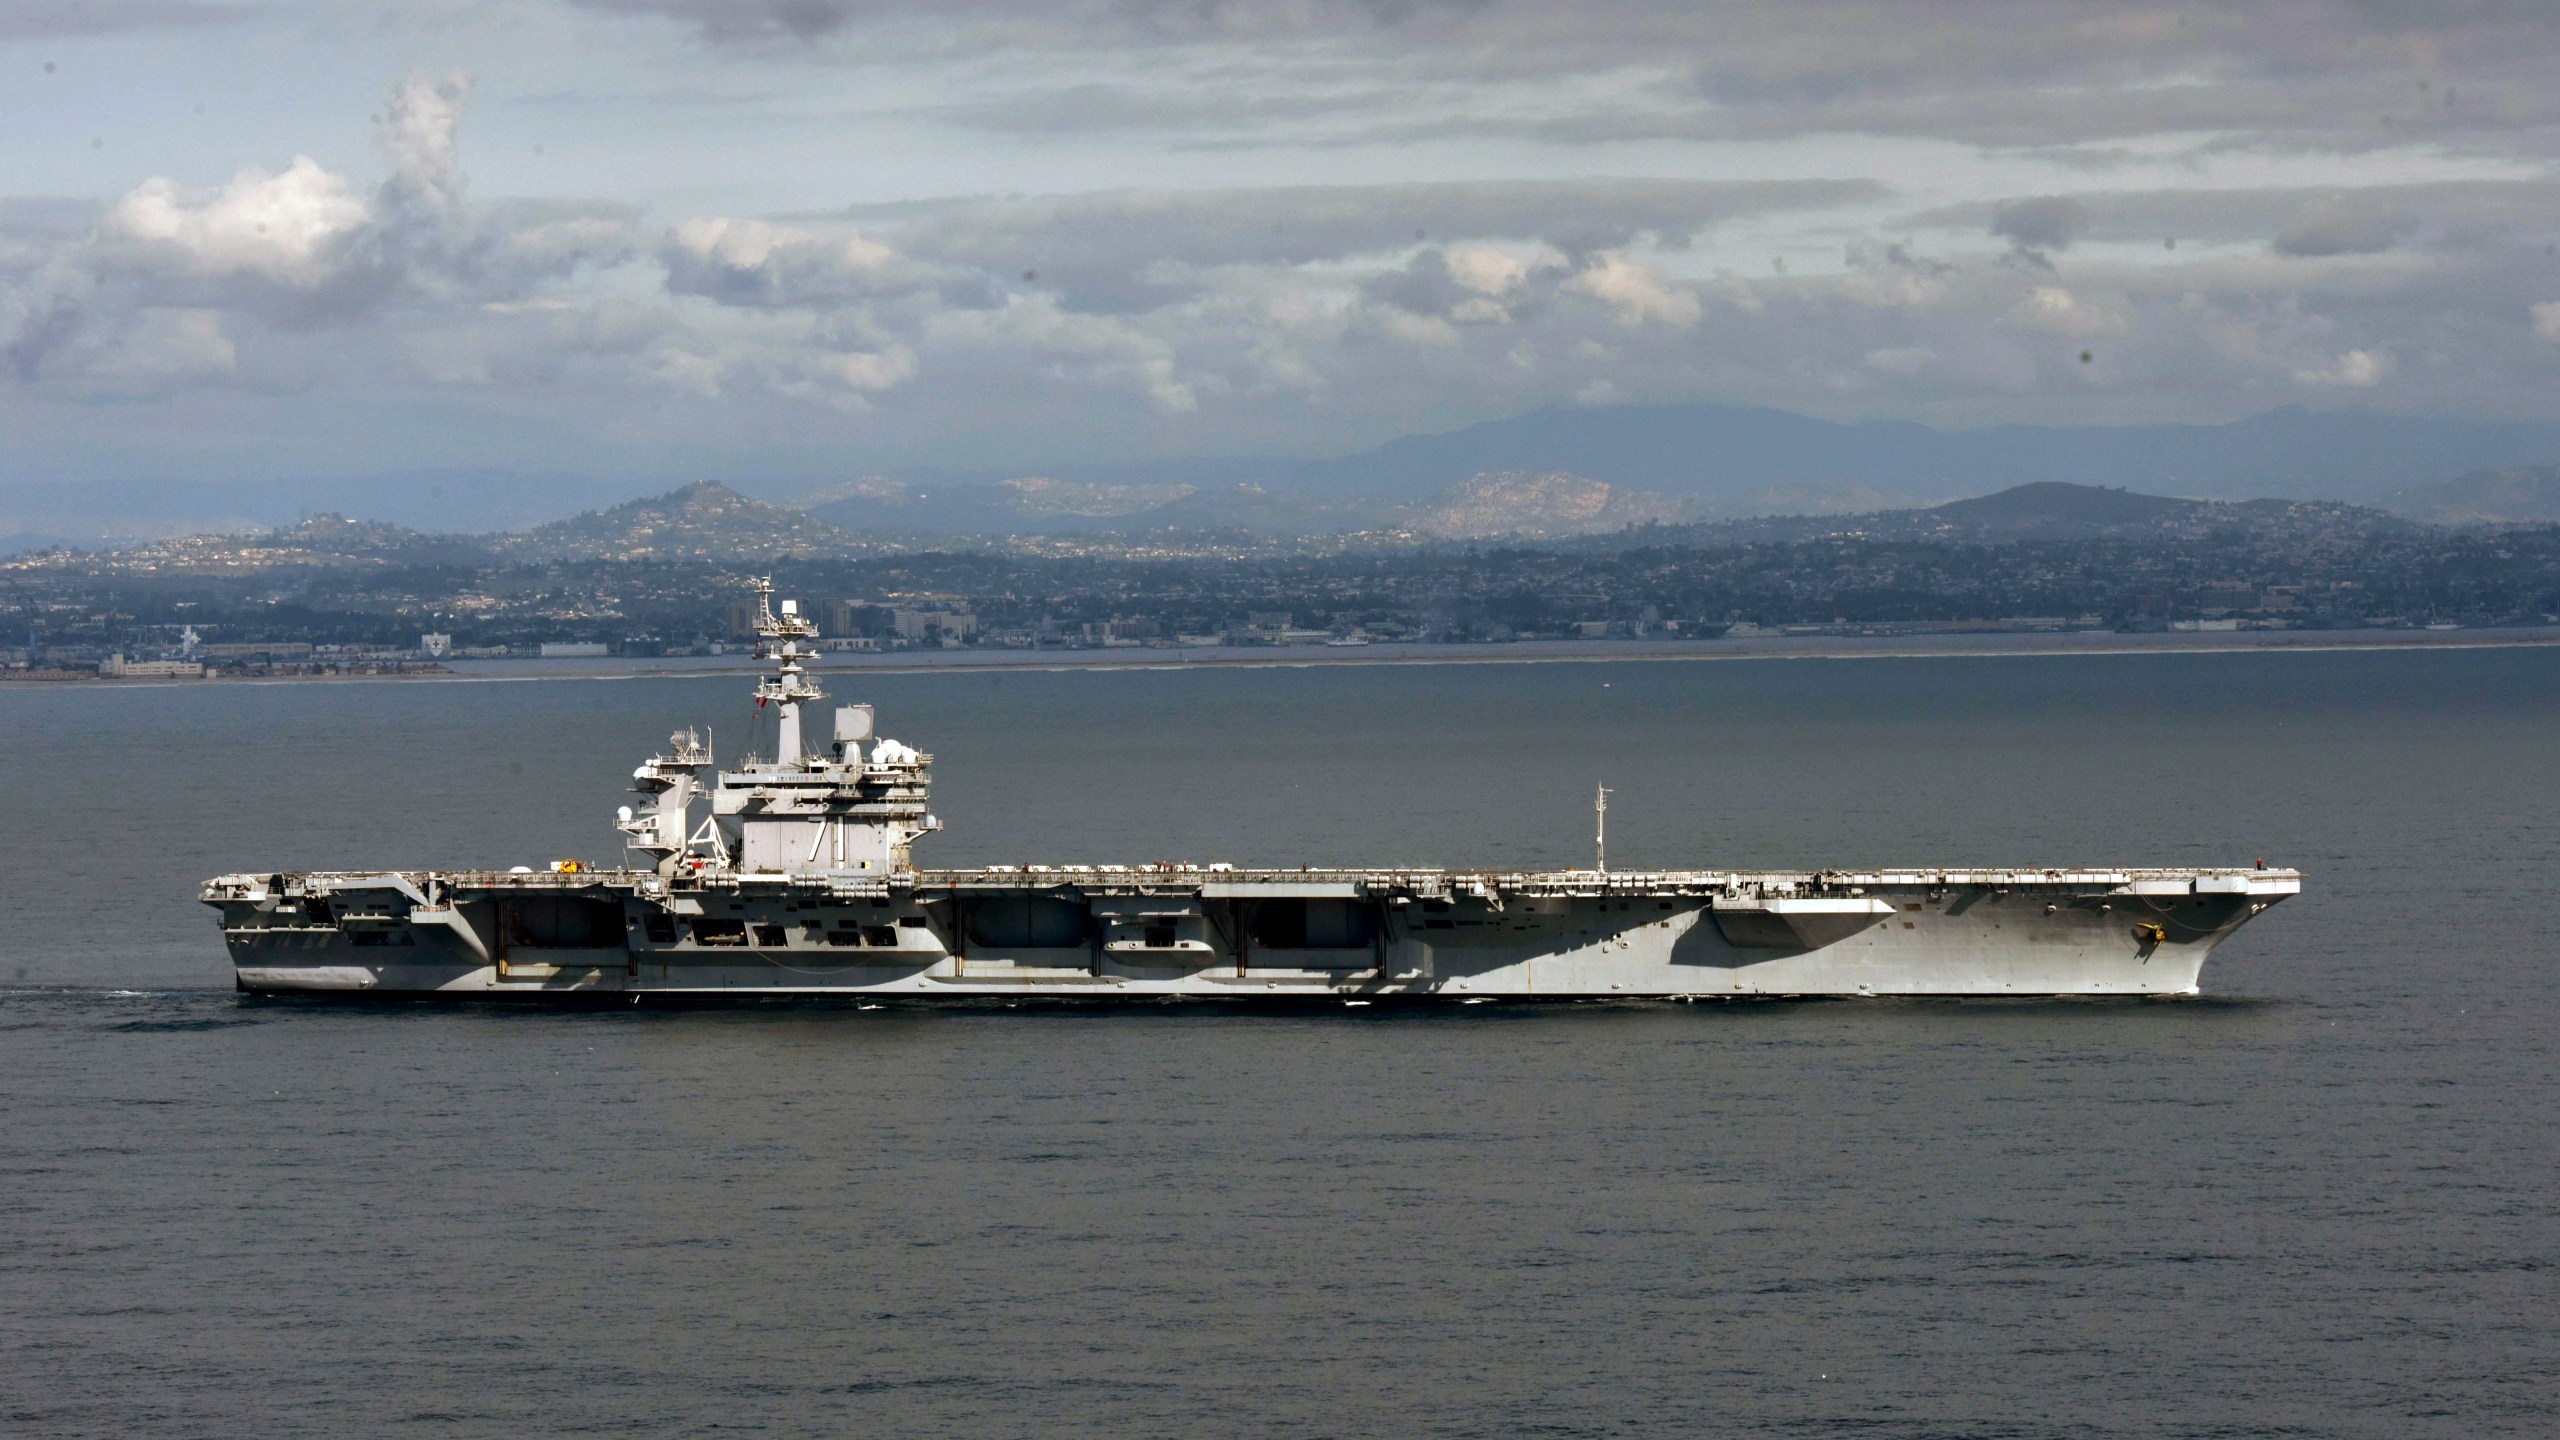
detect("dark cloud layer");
top-left (2273, 200), bottom-right (2422, 257)
top-left (581, 0), bottom-right (2560, 158)
top-left (573, 0), bottom-right (1481, 45)
top-left (1991, 197), bottom-right (2088, 255)
top-left (0, 0), bottom-right (250, 40)
top-left (1907, 181), bottom-right (2560, 256)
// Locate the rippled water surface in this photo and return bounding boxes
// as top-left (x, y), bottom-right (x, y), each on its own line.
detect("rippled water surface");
top-left (3, 650), bottom-right (2555, 1437)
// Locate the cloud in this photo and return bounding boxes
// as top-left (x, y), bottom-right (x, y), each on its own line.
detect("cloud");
top-left (1367, 306), bottom-right (1462, 348)
top-left (1360, 244), bottom-right (1570, 331)
top-left (1905, 181), bottom-right (2560, 254)
top-left (2293, 348), bottom-right (2390, 387)
top-left (81, 83), bottom-right (501, 323)
top-left (570, 0), bottom-right (884, 42)
top-left (1562, 252), bottom-right (1701, 328)
top-left (1358, 240), bottom-right (1708, 336)
top-left (2010, 285), bottom-right (2127, 339)
top-left (636, 300), bottom-right (921, 406)
top-left (827, 178), bottom-right (1881, 316)
top-left (823, 344), bottom-right (917, 390)
top-left (16, 23), bottom-right (2560, 479)
top-left (380, 73), bottom-right (473, 218)
top-left (4, 72), bottom-right (630, 385)
top-left (1446, 245), bottom-right (1535, 295)
top-left (926, 295), bottom-right (1197, 412)
top-left (571, 0), bottom-right (1471, 45)
top-left (1989, 195), bottom-right (2088, 270)
top-left (91, 308), bottom-right (237, 385)
top-left (2272, 200), bottom-right (2419, 257)
top-left (96, 158), bottom-right (368, 287)
top-left (1991, 196), bottom-right (2088, 254)
top-left (559, 1), bottom-right (2560, 165)
top-left (1861, 346), bottom-right (1933, 375)
top-left (1836, 242), bottom-right (1952, 308)
top-left (661, 217), bottom-right (912, 308)
top-left (490, 203), bottom-right (647, 270)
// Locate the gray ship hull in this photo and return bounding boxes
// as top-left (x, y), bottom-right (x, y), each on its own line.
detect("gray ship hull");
top-left (198, 581), bottom-right (2299, 1001)
top-left (202, 864), bottom-right (2298, 1000)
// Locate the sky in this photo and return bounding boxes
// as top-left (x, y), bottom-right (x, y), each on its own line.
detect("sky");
top-left (4, 0), bottom-right (2560, 493)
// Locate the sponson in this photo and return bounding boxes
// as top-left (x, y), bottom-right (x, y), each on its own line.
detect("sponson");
top-left (203, 581), bottom-right (2300, 1000)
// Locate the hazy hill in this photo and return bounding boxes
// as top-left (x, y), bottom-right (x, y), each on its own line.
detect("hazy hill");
top-left (1582, 481), bottom-right (2412, 551)
top-left (799, 474), bottom-right (1200, 534)
top-left (803, 474), bottom-right (1401, 537)
top-left (499, 481), bottom-right (862, 561)
top-left (1409, 471), bottom-right (1691, 539)
top-left (52, 512), bottom-right (483, 572)
top-left (14, 479), bottom-right (2463, 587)
top-left (2379, 466), bottom-right (2560, 526)
top-left (1920, 482), bottom-right (2200, 538)
top-left (785, 474), bottom-right (2413, 551)
top-left (803, 473), bottom-right (1397, 538)
top-left (1334, 402), bottom-right (2560, 505)
top-left (797, 476), bottom-right (1014, 534)
top-left (1138, 484), bottom-right (1394, 533)
top-left (1909, 484), bottom-right (2407, 543)
top-left (1020, 402), bottom-right (2560, 512)
top-left (0, 470), bottom-right (658, 553)
top-left (264, 514), bottom-right (471, 557)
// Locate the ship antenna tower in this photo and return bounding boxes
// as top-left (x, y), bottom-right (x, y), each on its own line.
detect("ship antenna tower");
top-left (749, 576), bottom-right (825, 762)
top-left (1596, 782), bottom-right (1611, 874)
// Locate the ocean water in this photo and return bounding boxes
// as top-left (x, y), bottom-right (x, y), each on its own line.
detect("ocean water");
top-left (2, 649), bottom-right (2555, 1437)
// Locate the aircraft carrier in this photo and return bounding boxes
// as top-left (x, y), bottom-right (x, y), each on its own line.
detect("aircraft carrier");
top-left (203, 581), bottom-right (2299, 1000)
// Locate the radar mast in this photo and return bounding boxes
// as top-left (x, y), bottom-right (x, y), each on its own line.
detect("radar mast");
top-left (749, 577), bottom-right (825, 763)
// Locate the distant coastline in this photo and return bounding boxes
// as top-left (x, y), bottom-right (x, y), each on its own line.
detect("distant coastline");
top-left (12, 624), bottom-right (2558, 688)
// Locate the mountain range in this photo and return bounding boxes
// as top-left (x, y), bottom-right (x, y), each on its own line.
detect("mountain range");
top-left (74, 478), bottom-right (2437, 575)
top-left (11, 400), bottom-right (2560, 551)
top-left (1570, 481), bottom-right (2413, 552)
top-left (490, 480), bottom-right (865, 561)
top-left (961, 402), bottom-right (2560, 513)
top-left (791, 468), bottom-right (1695, 541)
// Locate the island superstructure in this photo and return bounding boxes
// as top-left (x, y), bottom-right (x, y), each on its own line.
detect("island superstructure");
top-left (202, 580), bottom-right (2300, 999)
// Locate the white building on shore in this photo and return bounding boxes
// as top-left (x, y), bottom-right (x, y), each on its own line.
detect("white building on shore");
top-left (100, 654), bottom-right (205, 679)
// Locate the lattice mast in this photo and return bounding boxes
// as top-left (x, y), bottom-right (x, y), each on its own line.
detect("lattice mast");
top-left (1596, 783), bottom-right (1611, 874)
top-left (749, 577), bottom-right (825, 762)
